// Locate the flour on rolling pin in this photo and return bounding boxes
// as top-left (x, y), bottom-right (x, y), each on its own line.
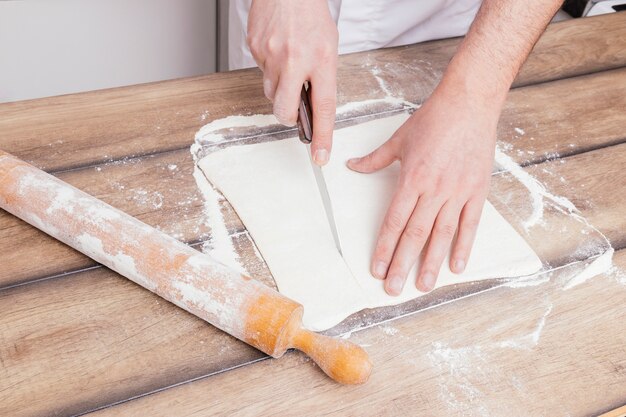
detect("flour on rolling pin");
top-left (0, 151), bottom-right (372, 384)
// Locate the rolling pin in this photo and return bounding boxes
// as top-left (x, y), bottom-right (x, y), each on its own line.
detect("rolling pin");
top-left (0, 150), bottom-right (372, 384)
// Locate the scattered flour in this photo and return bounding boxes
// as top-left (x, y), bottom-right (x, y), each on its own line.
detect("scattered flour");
top-left (191, 166), bottom-right (247, 275)
top-left (380, 325), bottom-right (399, 336)
top-left (131, 188), bottom-right (164, 210)
top-left (195, 114), bottom-right (280, 145)
top-left (493, 304), bottom-right (553, 350)
top-left (562, 248), bottom-right (615, 290)
top-left (503, 271), bottom-right (552, 289)
top-left (495, 147), bottom-right (579, 230)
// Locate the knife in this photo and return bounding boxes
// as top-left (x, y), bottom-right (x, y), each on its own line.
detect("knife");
top-left (297, 82), bottom-right (343, 255)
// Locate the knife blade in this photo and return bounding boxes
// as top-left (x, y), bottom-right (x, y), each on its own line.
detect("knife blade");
top-left (307, 146), bottom-right (343, 255)
top-left (297, 82), bottom-right (343, 255)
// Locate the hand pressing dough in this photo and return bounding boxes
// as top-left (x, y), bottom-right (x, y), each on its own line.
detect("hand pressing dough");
top-left (199, 113), bottom-right (542, 330)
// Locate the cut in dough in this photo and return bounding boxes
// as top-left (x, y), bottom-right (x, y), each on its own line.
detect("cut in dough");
top-left (199, 113), bottom-right (542, 331)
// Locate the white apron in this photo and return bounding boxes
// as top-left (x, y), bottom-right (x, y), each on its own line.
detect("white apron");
top-left (229, 0), bottom-right (481, 70)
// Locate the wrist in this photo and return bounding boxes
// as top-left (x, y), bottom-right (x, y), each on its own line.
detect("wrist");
top-left (427, 65), bottom-right (506, 136)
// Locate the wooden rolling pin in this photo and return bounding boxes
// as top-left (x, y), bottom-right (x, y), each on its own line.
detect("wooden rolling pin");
top-left (0, 150), bottom-right (372, 384)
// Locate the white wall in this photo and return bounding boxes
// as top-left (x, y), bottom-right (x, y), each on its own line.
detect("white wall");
top-left (0, 0), bottom-right (217, 103)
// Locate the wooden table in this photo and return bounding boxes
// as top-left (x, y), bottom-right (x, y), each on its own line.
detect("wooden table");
top-left (1, 13), bottom-right (625, 417)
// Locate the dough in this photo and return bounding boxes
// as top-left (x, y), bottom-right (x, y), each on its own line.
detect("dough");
top-left (199, 113), bottom-right (542, 330)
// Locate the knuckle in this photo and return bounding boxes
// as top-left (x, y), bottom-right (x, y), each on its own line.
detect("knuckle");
top-left (273, 103), bottom-right (295, 124)
top-left (385, 211), bottom-right (406, 233)
top-left (266, 36), bottom-right (281, 55)
top-left (315, 43), bottom-right (336, 62)
top-left (404, 224), bottom-right (428, 241)
top-left (463, 216), bottom-right (481, 230)
top-left (435, 224), bottom-right (457, 239)
top-left (315, 98), bottom-right (336, 120)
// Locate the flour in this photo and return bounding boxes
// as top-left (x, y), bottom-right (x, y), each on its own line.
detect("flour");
top-left (189, 94), bottom-right (615, 331)
top-left (371, 66), bottom-right (395, 98)
top-left (191, 166), bottom-right (247, 275)
top-left (131, 188), bottom-right (164, 210)
top-left (195, 114), bottom-right (280, 145)
top-left (562, 248), bottom-right (614, 290)
top-left (495, 147), bottom-right (579, 230)
top-left (494, 304), bottom-right (553, 350)
top-left (502, 271), bottom-right (552, 289)
top-left (427, 342), bottom-right (489, 414)
top-left (188, 96), bottom-right (420, 280)
top-left (380, 325), bottom-right (399, 336)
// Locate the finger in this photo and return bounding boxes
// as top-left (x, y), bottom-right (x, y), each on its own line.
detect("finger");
top-left (450, 198), bottom-right (485, 274)
top-left (310, 69), bottom-right (337, 166)
top-left (369, 176), bottom-right (419, 281)
top-left (347, 138), bottom-right (399, 174)
top-left (273, 69), bottom-right (306, 126)
top-left (417, 201), bottom-right (462, 292)
top-left (384, 195), bottom-right (441, 296)
top-left (262, 62), bottom-right (279, 101)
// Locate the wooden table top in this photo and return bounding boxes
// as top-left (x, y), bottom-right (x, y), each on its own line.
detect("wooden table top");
top-left (1, 13), bottom-right (625, 417)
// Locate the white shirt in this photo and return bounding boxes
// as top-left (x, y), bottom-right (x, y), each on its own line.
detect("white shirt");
top-left (229, 0), bottom-right (482, 70)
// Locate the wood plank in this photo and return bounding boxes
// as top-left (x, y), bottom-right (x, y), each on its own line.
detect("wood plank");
top-left (514, 13), bottom-right (626, 86)
top-left (1, 68), bottom-right (624, 289)
top-left (90, 248), bottom-right (626, 417)
top-left (499, 68), bottom-right (626, 165)
top-left (0, 267), bottom-right (266, 417)
top-left (521, 141), bottom-right (626, 250)
top-left (0, 14), bottom-right (624, 173)
top-left (0, 142), bottom-right (623, 417)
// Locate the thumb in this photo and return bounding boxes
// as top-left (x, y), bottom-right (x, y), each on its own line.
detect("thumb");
top-left (347, 139), bottom-right (398, 174)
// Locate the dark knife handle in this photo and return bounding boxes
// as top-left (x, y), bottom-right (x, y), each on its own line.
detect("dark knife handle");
top-left (297, 82), bottom-right (313, 144)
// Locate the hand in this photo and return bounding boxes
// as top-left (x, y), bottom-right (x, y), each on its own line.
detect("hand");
top-left (247, 0), bottom-right (339, 165)
top-left (347, 87), bottom-right (498, 295)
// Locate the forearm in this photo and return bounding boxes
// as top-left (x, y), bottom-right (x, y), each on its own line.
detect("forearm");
top-left (437, 0), bottom-right (563, 109)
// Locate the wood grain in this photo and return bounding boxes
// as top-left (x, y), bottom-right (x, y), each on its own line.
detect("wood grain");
top-left (499, 68), bottom-right (626, 165)
top-left (0, 13), bottom-right (624, 417)
top-left (0, 14), bottom-right (623, 173)
top-left (520, 142), bottom-right (626, 250)
top-left (90, 249), bottom-right (626, 417)
top-left (1, 68), bottom-right (624, 290)
top-left (0, 267), bottom-right (266, 417)
top-left (0, 142), bottom-right (622, 417)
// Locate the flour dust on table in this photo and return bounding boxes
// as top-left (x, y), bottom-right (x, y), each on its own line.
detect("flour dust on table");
top-left (199, 113), bottom-right (542, 331)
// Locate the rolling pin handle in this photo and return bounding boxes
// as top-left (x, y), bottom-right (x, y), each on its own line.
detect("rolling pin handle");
top-left (291, 328), bottom-right (372, 385)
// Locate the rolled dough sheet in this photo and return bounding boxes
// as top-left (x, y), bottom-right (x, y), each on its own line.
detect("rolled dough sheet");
top-left (199, 113), bottom-right (542, 331)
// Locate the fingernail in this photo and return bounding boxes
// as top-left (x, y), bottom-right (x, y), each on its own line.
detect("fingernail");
top-left (453, 259), bottom-right (466, 273)
top-left (346, 158), bottom-right (360, 170)
top-left (314, 149), bottom-right (329, 165)
top-left (386, 276), bottom-right (403, 295)
top-left (373, 261), bottom-right (388, 279)
top-left (420, 273), bottom-right (436, 292)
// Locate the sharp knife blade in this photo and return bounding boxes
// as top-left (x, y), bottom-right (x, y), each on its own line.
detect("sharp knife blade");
top-left (296, 82), bottom-right (343, 255)
top-left (307, 145), bottom-right (343, 256)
